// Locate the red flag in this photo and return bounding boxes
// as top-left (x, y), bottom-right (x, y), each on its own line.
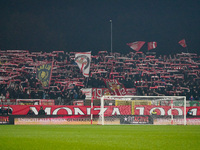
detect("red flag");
top-left (178, 39), bottom-right (187, 48)
top-left (127, 41), bottom-right (145, 51)
top-left (148, 42), bottom-right (157, 50)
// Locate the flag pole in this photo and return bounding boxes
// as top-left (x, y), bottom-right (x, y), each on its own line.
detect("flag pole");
top-left (146, 42), bottom-right (148, 54)
top-left (86, 77), bottom-right (89, 87)
top-left (179, 39), bottom-right (189, 53)
top-left (186, 45), bottom-right (189, 53)
top-left (186, 47), bottom-right (189, 53)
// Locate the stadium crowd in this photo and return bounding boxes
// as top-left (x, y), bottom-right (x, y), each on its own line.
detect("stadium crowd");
top-left (0, 50), bottom-right (199, 105)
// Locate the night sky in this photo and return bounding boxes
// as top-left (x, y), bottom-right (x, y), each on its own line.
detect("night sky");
top-left (0, 0), bottom-right (199, 55)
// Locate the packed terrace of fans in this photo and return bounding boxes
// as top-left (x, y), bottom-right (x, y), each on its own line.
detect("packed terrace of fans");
top-left (0, 50), bottom-right (199, 105)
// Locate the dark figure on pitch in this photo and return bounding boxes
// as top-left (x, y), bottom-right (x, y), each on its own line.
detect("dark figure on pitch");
top-left (38, 106), bottom-right (46, 115)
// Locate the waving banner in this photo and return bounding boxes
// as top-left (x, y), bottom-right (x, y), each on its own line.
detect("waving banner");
top-left (104, 79), bottom-right (126, 96)
top-left (127, 41), bottom-right (145, 51)
top-left (178, 39), bottom-right (187, 48)
top-left (148, 42), bottom-right (157, 50)
top-left (75, 52), bottom-right (91, 77)
top-left (36, 62), bottom-right (53, 87)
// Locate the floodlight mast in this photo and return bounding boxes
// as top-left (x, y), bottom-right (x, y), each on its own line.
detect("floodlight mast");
top-left (110, 20), bottom-right (113, 55)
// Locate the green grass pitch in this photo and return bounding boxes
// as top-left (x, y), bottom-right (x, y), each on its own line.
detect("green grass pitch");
top-left (0, 125), bottom-right (199, 150)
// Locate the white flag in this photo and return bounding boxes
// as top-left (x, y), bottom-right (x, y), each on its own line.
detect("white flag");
top-left (75, 52), bottom-right (91, 77)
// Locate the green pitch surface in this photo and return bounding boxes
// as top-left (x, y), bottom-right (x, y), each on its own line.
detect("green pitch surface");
top-left (0, 125), bottom-right (200, 150)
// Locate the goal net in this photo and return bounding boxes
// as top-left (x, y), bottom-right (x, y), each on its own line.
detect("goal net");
top-left (98, 96), bottom-right (186, 125)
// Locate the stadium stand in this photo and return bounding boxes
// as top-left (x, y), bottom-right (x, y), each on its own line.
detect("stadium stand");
top-left (0, 50), bottom-right (199, 105)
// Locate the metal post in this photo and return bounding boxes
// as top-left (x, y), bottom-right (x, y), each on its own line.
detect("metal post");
top-left (110, 20), bottom-right (112, 54)
top-left (91, 96), bottom-right (93, 125)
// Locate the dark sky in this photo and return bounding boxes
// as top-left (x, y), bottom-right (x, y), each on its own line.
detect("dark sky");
top-left (0, 0), bottom-right (199, 55)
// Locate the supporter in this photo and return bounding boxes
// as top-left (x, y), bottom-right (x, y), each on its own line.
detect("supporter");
top-left (98, 77), bottom-right (106, 88)
top-left (21, 79), bottom-right (29, 88)
top-left (43, 90), bottom-right (50, 99)
top-left (73, 90), bottom-right (79, 99)
top-left (56, 96), bottom-right (62, 105)
top-left (78, 90), bottom-right (86, 99)
top-left (195, 95), bottom-right (200, 101)
top-left (69, 90), bottom-right (74, 100)
top-left (8, 88), bottom-right (15, 99)
top-left (0, 93), bottom-right (6, 103)
top-left (87, 78), bottom-right (93, 88)
top-left (24, 88), bottom-right (31, 99)
top-left (62, 90), bottom-right (68, 105)
top-left (92, 76), bottom-right (99, 88)
top-left (0, 50), bottom-right (199, 104)
top-left (121, 78), bottom-right (133, 88)
top-left (189, 95), bottom-right (195, 101)
top-left (6, 105), bottom-right (12, 115)
top-left (32, 88), bottom-right (42, 99)
top-left (14, 85), bottom-right (21, 99)
top-left (49, 91), bottom-right (57, 100)
top-left (5, 91), bottom-right (10, 99)
top-left (65, 93), bottom-right (71, 105)
top-left (38, 106), bottom-right (46, 115)
top-left (0, 106), bottom-right (6, 115)
top-left (1, 85), bottom-right (7, 96)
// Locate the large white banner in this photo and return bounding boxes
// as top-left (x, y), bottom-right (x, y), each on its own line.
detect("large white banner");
top-left (75, 52), bottom-right (91, 77)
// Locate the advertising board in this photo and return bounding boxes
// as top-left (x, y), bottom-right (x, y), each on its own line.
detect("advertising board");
top-left (0, 116), bottom-right (10, 124)
top-left (120, 115), bottom-right (153, 124)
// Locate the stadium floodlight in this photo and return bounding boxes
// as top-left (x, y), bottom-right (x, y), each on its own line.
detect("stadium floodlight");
top-left (98, 95), bottom-right (186, 125)
top-left (110, 19), bottom-right (112, 54)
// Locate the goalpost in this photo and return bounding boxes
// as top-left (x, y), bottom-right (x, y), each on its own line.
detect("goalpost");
top-left (98, 96), bottom-right (186, 125)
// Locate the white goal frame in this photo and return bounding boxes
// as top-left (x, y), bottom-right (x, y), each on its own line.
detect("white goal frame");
top-left (99, 95), bottom-right (186, 125)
